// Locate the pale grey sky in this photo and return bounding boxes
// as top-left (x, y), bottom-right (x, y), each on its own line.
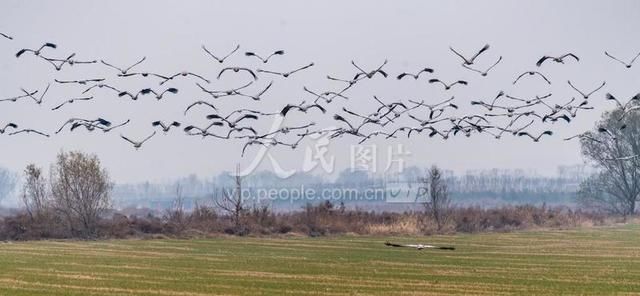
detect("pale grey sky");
top-left (0, 0), bottom-right (639, 183)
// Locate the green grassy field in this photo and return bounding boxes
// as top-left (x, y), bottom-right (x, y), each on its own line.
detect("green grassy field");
top-left (1, 224), bottom-right (640, 295)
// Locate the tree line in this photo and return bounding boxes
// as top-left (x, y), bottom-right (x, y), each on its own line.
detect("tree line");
top-left (0, 152), bottom-right (608, 241)
top-left (0, 105), bottom-right (638, 240)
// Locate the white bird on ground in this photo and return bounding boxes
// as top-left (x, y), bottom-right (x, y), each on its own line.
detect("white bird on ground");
top-left (384, 242), bottom-right (455, 250)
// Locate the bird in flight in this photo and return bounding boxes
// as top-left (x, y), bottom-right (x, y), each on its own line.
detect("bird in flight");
top-left (22, 84), bottom-right (50, 105)
top-left (542, 113), bottom-right (571, 124)
top-left (280, 102), bottom-right (326, 117)
top-left (82, 83), bottom-right (121, 95)
top-left (240, 139), bottom-right (279, 157)
top-left (470, 91), bottom-right (506, 111)
top-left (245, 50), bottom-right (284, 63)
top-left (217, 67), bottom-right (257, 80)
top-left (384, 241), bottom-right (455, 250)
top-left (396, 67), bottom-right (434, 80)
top-left (409, 97), bottom-right (458, 120)
top-left (118, 71), bottom-right (168, 81)
top-left (236, 81), bottom-right (273, 101)
top-left (121, 132), bottom-right (156, 150)
top-left (101, 57), bottom-right (146, 75)
top-left (331, 114), bottom-right (368, 138)
top-left (518, 130), bottom-right (553, 142)
top-left (55, 78), bottom-right (105, 85)
top-left (16, 43), bottom-right (57, 58)
top-left (0, 89), bottom-right (39, 103)
top-left (258, 63), bottom-right (315, 78)
top-left (51, 96), bottom-right (94, 111)
top-left (219, 127), bottom-right (259, 140)
top-left (326, 74), bottom-right (359, 87)
top-left (567, 81), bottom-right (606, 99)
top-left (505, 93), bottom-right (553, 105)
top-left (303, 87), bottom-right (350, 104)
top-left (202, 44), bottom-right (240, 63)
top-left (118, 89), bottom-right (148, 101)
top-left (9, 128), bottom-right (50, 138)
top-left (513, 71), bottom-right (551, 85)
top-left (428, 78), bottom-right (468, 90)
top-left (604, 51), bottom-right (640, 68)
top-left (152, 121), bottom-right (181, 133)
top-left (352, 60), bottom-right (388, 80)
top-left (486, 118), bottom-right (535, 139)
top-left (93, 119), bottom-right (131, 133)
top-left (597, 127), bottom-right (620, 140)
top-left (605, 92), bottom-right (640, 120)
top-left (562, 100), bottom-right (594, 118)
top-left (449, 44), bottom-right (490, 65)
top-left (357, 131), bottom-right (397, 144)
top-left (206, 113), bottom-right (259, 128)
top-left (184, 100), bottom-right (218, 115)
top-left (141, 88), bottom-right (179, 100)
top-left (564, 132), bottom-right (602, 143)
top-left (196, 81), bottom-right (253, 99)
top-left (56, 118), bottom-right (112, 134)
top-left (41, 53), bottom-right (97, 71)
top-left (462, 56), bottom-right (502, 77)
top-left (159, 71), bottom-right (209, 85)
top-left (184, 122), bottom-right (224, 138)
top-left (536, 53), bottom-right (579, 67)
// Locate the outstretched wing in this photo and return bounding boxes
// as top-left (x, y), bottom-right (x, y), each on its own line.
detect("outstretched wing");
top-left (120, 135), bottom-right (137, 145)
top-left (142, 131), bottom-right (157, 143)
top-left (631, 51), bottom-right (640, 65)
top-left (202, 45), bottom-right (222, 62)
top-left (396, 73), bottom-right (410, 80)
top-left (534, 72), bottom-right (552, 84)
top-left (604, 51), bottom-right (628, 66)
top-left (449, 46), bottom-right (469, 64)
top-left (0, 32), bottom-right (12, 40)
top-left (221, 44), bottom-right (241, 61)
top-left (485, 56), bottom-right (503, 72)
top-left (217, 67), bottom-right (232, 79)
top-left (100, 60), bottom-right (124, 73)
top-left (567, 80), bottom-right (586, 98)
top-left (585, 81), bottom-right (606, 97)
top-left (124, 56), bottom-right (146, 73)
top-left (470, 43), bottom-right (490, 61)
top-left (428, 78), bottom-right (445, 87)
top-left (561, 53), bottom-right (579, 62)
top-left (254, 81), bottom-right (273, 97)
top-left (536, 56), bottom-right (551, 67)
top-left (289, 63), bottom-right (315, 75)
top-left (241, 68), bottom-right (258, 80)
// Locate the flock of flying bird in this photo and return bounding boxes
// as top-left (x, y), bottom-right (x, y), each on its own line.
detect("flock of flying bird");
top-left (1, 31), bottom-right (639, 157)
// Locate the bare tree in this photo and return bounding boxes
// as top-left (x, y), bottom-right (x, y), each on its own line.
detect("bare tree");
top-left (164, 182), bottom-right (189, 234)
top-left (50, 151), bottom-right (113, 238)
top-left (577, 174), bottom-right (633, 216)
top-left (214, 165), bottom-right (247, 234)
top-left (21, 164), bottom-right (49, 221)
top-left (418, 165), bottom-right (451, 231)
top-left (577, 106), bottom-right (640, 217)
